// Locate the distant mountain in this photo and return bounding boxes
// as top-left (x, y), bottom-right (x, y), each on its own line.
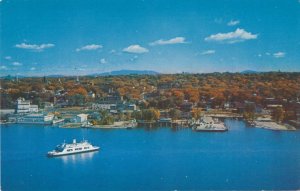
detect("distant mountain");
top-left (91, 70), bottom-right (160, 76)
top-left (240, 70), bottom-right (260, 74)
top-left (0, 75), bottom-right (26, 79)
top-left (46, 74), bottom-right (66, 78)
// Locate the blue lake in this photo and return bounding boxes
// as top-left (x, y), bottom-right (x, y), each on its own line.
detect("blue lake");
top-left (1, 119), bottom-right (300, 191)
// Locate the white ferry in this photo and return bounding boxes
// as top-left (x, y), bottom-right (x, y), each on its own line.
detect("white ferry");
top-left (47, 139), bottom-right (100, 157)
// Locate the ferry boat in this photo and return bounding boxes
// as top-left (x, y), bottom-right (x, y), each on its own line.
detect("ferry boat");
top-left (192, 116), bottom-right (228, 132)
top-left (47, 139), bottom-right (99, 157)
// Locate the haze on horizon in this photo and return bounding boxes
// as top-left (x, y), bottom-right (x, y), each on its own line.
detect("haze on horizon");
top-left (1, 0), bottom-right (300, 76)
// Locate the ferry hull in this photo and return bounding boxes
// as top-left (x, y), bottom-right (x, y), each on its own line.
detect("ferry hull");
top-left (47, 147), bottom-right (100, 157)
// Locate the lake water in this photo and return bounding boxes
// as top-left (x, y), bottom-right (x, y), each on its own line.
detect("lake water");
top-left (1, 119), bottom-right (300, 191)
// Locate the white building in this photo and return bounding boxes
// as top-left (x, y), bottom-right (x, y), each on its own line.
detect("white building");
top-left (92, 103), bottom-right (114, 110)
top-left (16, 97), bottom-right (38, 113)
top-left (127, 104), bottom-right (137, 111)
top-left (88, 91), bottom-right (95, 98)
top-left (16, 113), bottom-right (54, 125)
top-left (73, 114), bottom-right (88, 123)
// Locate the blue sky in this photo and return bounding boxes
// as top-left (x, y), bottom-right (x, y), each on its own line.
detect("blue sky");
top-left (1, 0), bottom-right (300, 76)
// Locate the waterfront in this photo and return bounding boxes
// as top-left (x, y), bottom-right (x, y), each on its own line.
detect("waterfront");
top-left (2, 119), bottom-right (300, 191)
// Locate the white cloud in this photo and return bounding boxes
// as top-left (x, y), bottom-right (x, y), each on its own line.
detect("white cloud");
top-left (5, 56), bottom-right (12, 60)
top-left (273, 52), bottom-right (286, 58)
top-left (227, 20), bottom-right (240, 26)
top-left (201, 50), bottom-right (215, 55)
top-left (150, 37), bottom-right (187, 46)
top-left (15, 43), bottom-right (55, 51)
top-left (123, 44), bottom-right (149, 54)
top-left (12, 62), bottom-right (22, 66)
top-left (205, 28), bottom-right (258, 43)
top-left (30, 67), bottom-right (36, 71)
top-left (76, 44), bottom-right (103, 52)
top-left (100, 58), bottom-right (107, 64)
top-left (0, 66), bottom-right (7, 70)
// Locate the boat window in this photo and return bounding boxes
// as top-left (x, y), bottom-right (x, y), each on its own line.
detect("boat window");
top-left (67, 149), bottom-right (73, 152)
top-left (55, 146), bottom-right (64, 152)
top-left (75, 148), bottom-right (82, 151)
top-left (84, 147), bottom-right (89, 149)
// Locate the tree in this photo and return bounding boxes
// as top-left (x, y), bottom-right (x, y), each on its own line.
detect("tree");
top-left (192, 108), bottom-right (203, 120)
top-left (68, 94), bottom-right (85, 106)
top-left (68, 86), bottom-right (88, 96)
top-left (125, 112), bottom-right (132, 120)
top-left (98, 110), bottom-right (115, 125)
top-left (101, 115), bottom-right (114, 125)
top-left (272, 107), bottom-right (284, 122)
top-left (243, 103), bottom-right (256, 122)
top-left (132, 110), bottom-right (142, 120)
top-left (142, 109), bottom-right (160, 121)
top-left (169, 108), bottom-right (181, 120)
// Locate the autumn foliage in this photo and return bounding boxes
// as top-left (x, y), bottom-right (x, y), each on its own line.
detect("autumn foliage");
top-left (1, 72), bottom-right (300, 110)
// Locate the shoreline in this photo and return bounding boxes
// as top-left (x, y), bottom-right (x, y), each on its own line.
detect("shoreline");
top-left (1, 118), bottom-right (299, 131)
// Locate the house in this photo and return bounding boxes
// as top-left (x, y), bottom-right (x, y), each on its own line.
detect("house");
top-left (181, 100), bottom-right (194, 112)
top-left (223, 102), bottom-right (231, 109)
top-left (92, 103), bottom-right (113, 110)
top-left (88, 91), bottom-right (95, 98)
top-left (73, 114), bottom-right (88, 123)
top-left (110, 104), bottom-right (117, 110)
top-left (263, 98), bottom-right (282, 107)
top-left (92, 101), bottom-right (136, 114)
top-left (127, 104), bottom-right (137, 111)
top-left (16, 97), bottom-right (38, 113)
top-left (159, 110), bottom-right (169, 118)
top-left (266, 104), bottom-right (283, 113)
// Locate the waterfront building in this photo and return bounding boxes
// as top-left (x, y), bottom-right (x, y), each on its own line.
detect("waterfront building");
top-left (0, 109), bottom-right (15, 119)
top-left (16, 113), bottom-right (54, 124)
top-left (92, 102), bottom-right (136, 113)
top-left (16, 97), bottom-right (38, 113)
top-left (73, 114), bottom-right (88, 123)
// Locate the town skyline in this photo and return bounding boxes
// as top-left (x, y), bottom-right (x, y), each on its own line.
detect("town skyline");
top-left (1, 0), bottom-right (300, 76)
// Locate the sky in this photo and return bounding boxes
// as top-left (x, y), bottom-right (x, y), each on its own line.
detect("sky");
top-left (1, 0), bottom-right (300, 76)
